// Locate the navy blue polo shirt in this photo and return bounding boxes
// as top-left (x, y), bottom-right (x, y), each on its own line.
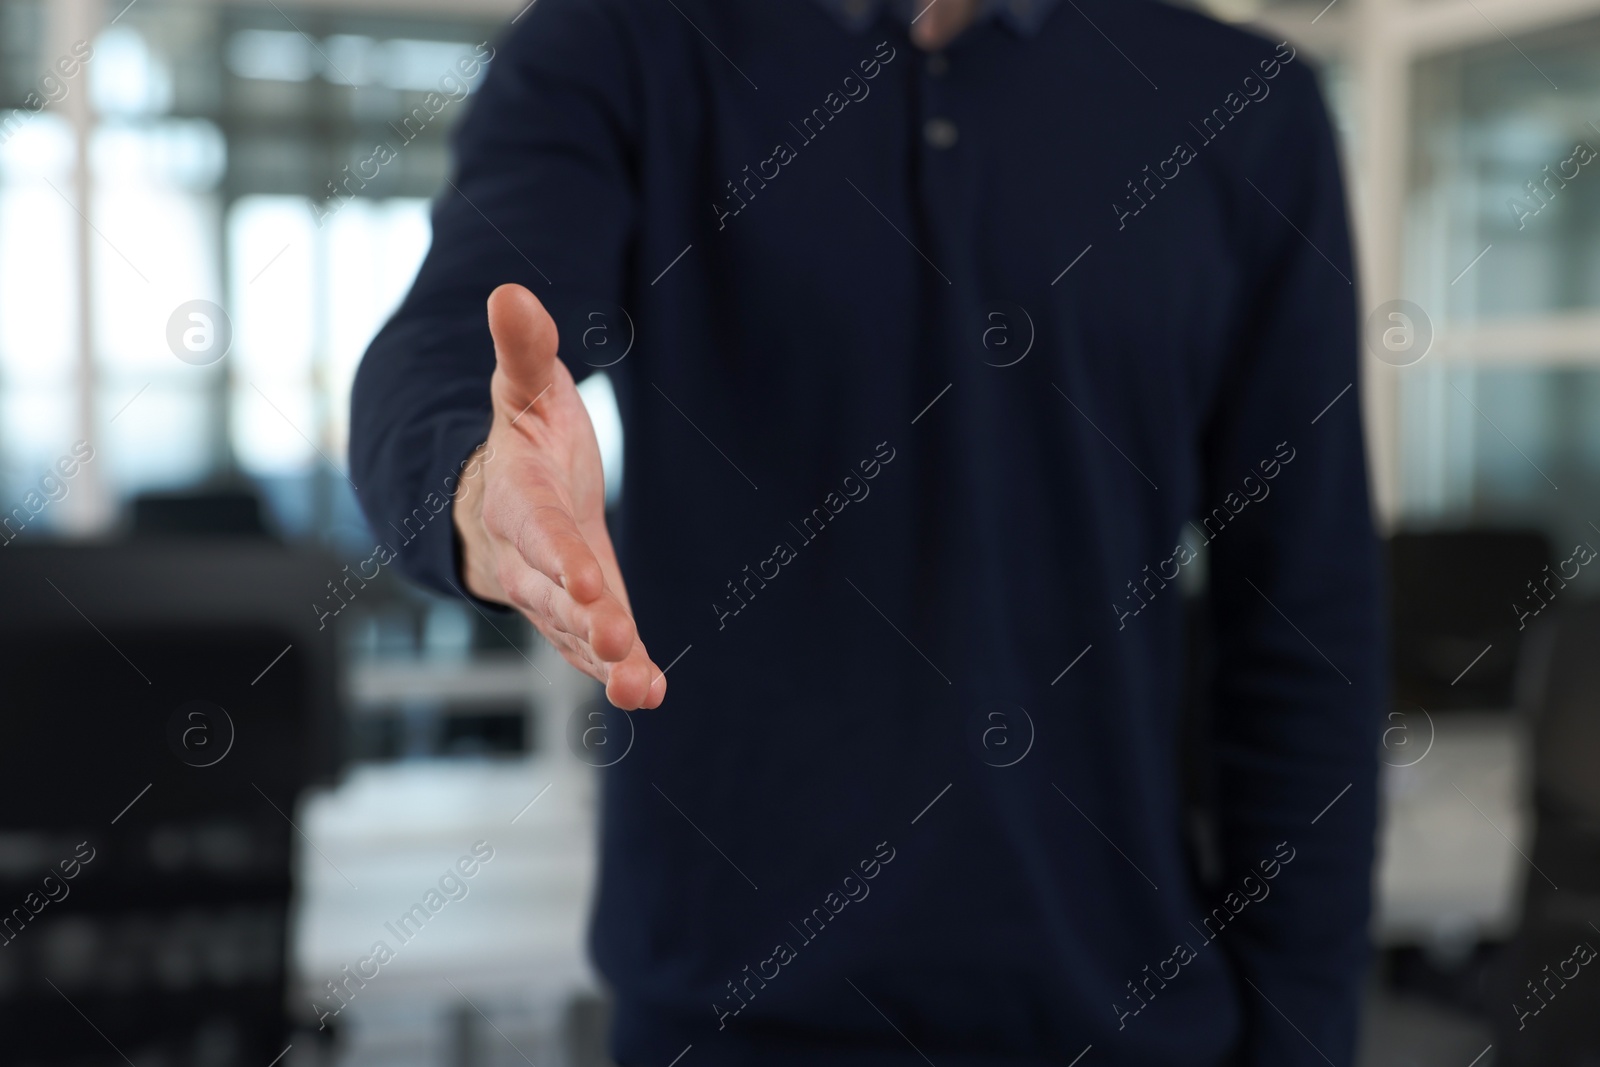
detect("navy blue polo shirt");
top-left (350, 1), bottom-right (1384, 1064)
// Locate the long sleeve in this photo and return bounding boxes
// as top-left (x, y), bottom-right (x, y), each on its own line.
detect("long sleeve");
top-left (348, 0), bottom-right (640, 598)
top-left (1199, 62), bottom-right (1385, 1067)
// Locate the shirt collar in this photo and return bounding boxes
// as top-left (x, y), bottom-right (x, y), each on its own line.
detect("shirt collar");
top-left (814, 0), bottom-right (1058, 38)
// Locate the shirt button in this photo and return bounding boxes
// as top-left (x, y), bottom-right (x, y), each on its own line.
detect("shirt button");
top-left (923, 117), bottom-right (958, 149)
top-left (927, 52), bottom-right (949, 77)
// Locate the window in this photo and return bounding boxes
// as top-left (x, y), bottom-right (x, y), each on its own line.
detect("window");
top-left (1400, 16), bottom-right (1600, 560)
top-left (0, 0), bottom-right (506, 547)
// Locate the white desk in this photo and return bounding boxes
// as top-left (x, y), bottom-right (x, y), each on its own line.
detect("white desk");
top-left (1373, 711), bottom-right (1531, 948)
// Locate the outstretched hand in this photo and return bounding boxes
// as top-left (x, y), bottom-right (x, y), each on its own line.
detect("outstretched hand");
top-left (453, 284), bottom-right (666, 710)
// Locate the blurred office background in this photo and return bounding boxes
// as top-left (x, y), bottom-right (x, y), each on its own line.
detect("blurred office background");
top-left (0, 0), bottom-right (1598, 1064)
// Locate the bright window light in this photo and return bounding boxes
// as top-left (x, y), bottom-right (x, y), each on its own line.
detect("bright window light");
top-left (226, 29), bottom-right (315, 83)
top-left (0, 114), bottom-right (76, 388)
top-left (324, 198), bottom-right (432, 460)
top-left (380, 39), bottom-right (482, 91)
top-left (576, 371), bottom-right (624, 508)
top-left (90, 26), bottom-right (173, 117)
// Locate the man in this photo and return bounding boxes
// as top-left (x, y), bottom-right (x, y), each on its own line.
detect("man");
top-left (351, 0), bottom-right (1383, 1063)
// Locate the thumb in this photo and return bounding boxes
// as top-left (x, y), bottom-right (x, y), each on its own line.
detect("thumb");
top-left (487, 283), bottom-right (561, 406)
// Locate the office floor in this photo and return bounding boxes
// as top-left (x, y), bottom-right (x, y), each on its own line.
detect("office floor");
top-left (293, 639), bottom-right (604, 1067)
top-left (295, 756), bottom-right (604, 1067)
top-left (1357, 993), bottom-right (1493, 1067)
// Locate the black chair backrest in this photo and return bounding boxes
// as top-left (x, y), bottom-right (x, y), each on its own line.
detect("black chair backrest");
top-left (1520, 597), bottom-right (1600, 827)
top-left (0, 541), bottom-right (342, 1065)
top-left (1388, 528), bottom-right (1552, 710)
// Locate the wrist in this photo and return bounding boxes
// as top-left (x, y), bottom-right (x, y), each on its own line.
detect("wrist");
top-left (452, 442), bottom-right (499, 603)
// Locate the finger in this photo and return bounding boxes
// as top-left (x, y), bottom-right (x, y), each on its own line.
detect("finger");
top-left (643, 663), bottom-right (667, 709)
top-left (571, 528), bottom-right (665, 707)
top-left (544, 559), bottom-right (662, 710)
top-left (486, 283), bottom-right (561, 410)
top-left (540, 610), bottom-right (664, 711)
top-left (484, 471), bottom-right (606, 603)
top-left (604, 638), bottom-right (666, 711)
top-left (503, 566), bottom-right (637, 663)
top-left (577, 514), bottom-right (633, 611)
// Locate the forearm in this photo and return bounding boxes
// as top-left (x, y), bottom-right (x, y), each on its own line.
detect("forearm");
top-left (349, 0), bottom-right (639, 599)
top-left (349, 311), bottom-right (495, 598)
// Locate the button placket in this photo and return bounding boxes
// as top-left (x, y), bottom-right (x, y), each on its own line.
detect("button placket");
top-left (921, 50), bottom-right (956, 151)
